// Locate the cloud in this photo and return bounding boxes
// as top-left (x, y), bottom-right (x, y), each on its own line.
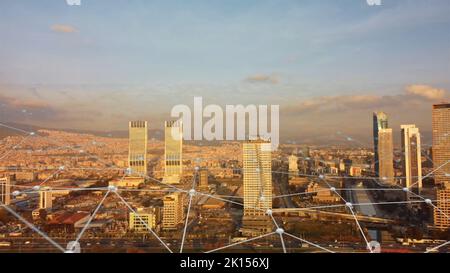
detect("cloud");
top-left (51, 24), bottom-right (78, 33)
top-left (405, 84), bottom-right (446, 100)
top-left (244, 74), bottom-right (280, 84)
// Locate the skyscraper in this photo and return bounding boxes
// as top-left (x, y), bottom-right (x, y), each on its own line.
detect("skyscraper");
top-left (162, 192), bottom-right (184, 230)
top-left (401, 125), bottom-right (422, 197)
top-left (128, 121), bottom-right (148, 176)
top-left (432, 104), bottom-right (450, 187)
top-left (242, 138), bottom-right (273, 235)
top-left (0, 176), bottom-right (12, 205)
top-left (39, 187), bottom-right (53, 209)
top-left (432, 103), bottom-right (450, 229)
top-left (163, 120), bottom-right (183, 184)
top-left (373, 112), bottom-right (394, 185)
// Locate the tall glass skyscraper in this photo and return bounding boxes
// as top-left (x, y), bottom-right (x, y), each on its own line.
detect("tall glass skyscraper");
top-left (163, 120), bottom-right (183, 184)
top-left (432, 103), bottom-right (450, 229)
top-left (373, 112), bottom-right (394, 184)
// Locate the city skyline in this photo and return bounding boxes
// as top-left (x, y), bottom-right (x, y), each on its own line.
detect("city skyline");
top-left (1, 0), bottom-right (450, 257)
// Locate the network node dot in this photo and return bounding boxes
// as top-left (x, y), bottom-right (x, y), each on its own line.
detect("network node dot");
top-left (345, 202), bottom-right (353, 208)
top-left (32, 186), bottom-right (40, 191)
top-left (330, 187), bottom-right (336, 192)
top-left (425, 199), bottom-right (432, 205)
top-left (255, 168), bottom-right (260, 172)
top-left (347, 137), bottom-right (353, 141)
top-left (189, 189), bottom-right (196, 196)
top-left (266, 209), bottom-right (273, 216)
top-left (194, 166), bottom-right (200, 171)
top-left (382, 176), bottom-right (387, 180)
top-left (108, 185), bottom-right (117, 192)
top-left (59, 166), bottom-right (65, 171)
top-left (276, 228), bottom-right (284, 235)
top-left (319, 174), bottom-right (324, 179)
top-left (402, 187), bottom-right (409, 192)
top-left (259, 196), bottom-right (266, 201)
top-left (12, 190), bottom-right (21, 197)
top-left (29, 132), bottom-right (35, 136)
top-left (445, 173), bottom-right (450, 177)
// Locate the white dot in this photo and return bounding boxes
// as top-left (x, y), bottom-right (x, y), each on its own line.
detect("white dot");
top-left (330, 187), bottom-right (336, 192)
top-left (266, 209), bottom-right (273, 216)
top-left (347, 137), bottom-right (353, 141)
top-left (259, 196), bottom-right (266, 201)
top-left (189, 189), bottom-right (196, 196)
top-left (29, 132), bottom-right (35, 136)
top-left (12, 190), bottom-right (21, 196)
top-left (402, 187), bottom-right (409, 192)
top-left (108, 185), bottom-right (117, 192)
top-left (59, 166), bottom-right (65, 171)
top-left (346, 202), bottom-right (353, 208)
top-left (255, 168), bottom-right (260, 173)
top-left (32, 186), bottom-right (40, 191)
top-left (194, 166), bottom-right (200, 171)
top-left (382, 176), bottom-right (387, 181)
top-left (276, 228), bottom-right (284, 235)
top-left (425, 199), bottom-right (432, 205)
top-left (319, 175), bottom-right (324, 179)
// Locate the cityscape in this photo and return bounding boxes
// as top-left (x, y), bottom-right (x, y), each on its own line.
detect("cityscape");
top-left (1, 0), bottom-right (450, 256)
top-left (1, 103), bottom-right (449, 253)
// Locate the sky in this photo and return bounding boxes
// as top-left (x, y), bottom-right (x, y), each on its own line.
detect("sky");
top-left (0, 0), bottom-right (449, 144)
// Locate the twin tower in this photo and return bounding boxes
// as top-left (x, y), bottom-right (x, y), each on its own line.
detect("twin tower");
top-left (128, 120), bottom-right (182, 184)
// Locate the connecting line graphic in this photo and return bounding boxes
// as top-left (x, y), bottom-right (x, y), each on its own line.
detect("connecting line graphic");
top-left (425, 240), bottom-right (450, 253)
top-left (0, 134), bottom-right (33, 161)
top-left (205, 232), bottom-right (276, 253)
top-left (409, 160), bottom-right (450, 189)
top-left (0, 203), bottom-right (66, 253)
top-left (318, 175), bottom-right (373, 253)
top-left (113, 190), bottom-right (173, 253)
top-left (180, 170), bottom-right (198, 253)
top-left (268, 211), bottom-right (286, 253)
top-left (71, 190), bottom-right (111, 250)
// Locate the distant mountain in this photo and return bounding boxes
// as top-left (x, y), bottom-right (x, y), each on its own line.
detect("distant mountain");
top-left (0, 121), bottom-right (164, 140)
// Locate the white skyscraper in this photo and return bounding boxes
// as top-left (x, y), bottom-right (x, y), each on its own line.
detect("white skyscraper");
top-left (242, 138), bottom-right (273, 235)
top-left (401, 125), bottom-right (422, 198)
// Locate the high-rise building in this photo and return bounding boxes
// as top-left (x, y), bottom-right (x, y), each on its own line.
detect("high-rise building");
top-left (39, 187), bottom-right (53, 209)
top-left (373, 112), bottom-right (394, 185)
top-left (0, 176), bottom-right (12, 205)
top-left (242, 138), bottom-right (273, 235)
top-left (129, 207), bottom-right (159, 232)
top-left (163, 120), bottom-right (183, 184)
top-left (401, 125), bottom-right (422, 197)
top-left (432, 103), bottom-right (450, 229)
top-left (162, 192), bottom-right (184, 230)
top-left (199, 169), bottom-right (209, 191)
top-left (434, 189), bottom-right (450, 230)
top-left (128, 121), bottom-right (148, 176)
top-left (432, 104), bottom-right (450, 187)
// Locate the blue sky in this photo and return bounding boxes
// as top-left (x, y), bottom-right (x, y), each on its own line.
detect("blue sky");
top-left (0, 0), bottom-right (449, 142)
